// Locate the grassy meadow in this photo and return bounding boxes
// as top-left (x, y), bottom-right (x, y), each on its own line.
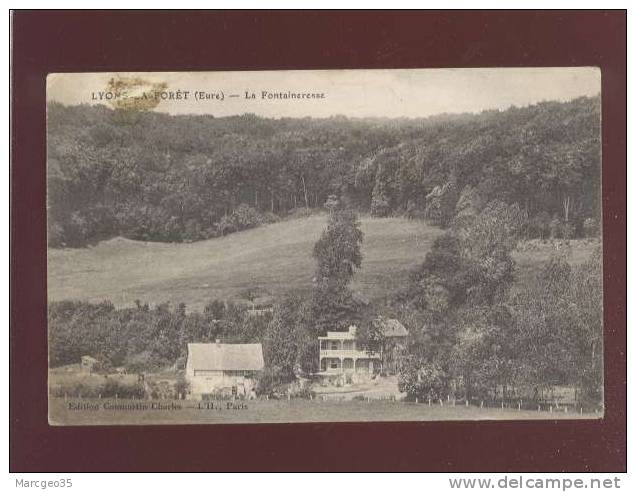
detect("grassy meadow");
top-left (48, 214), bottom-right (595, 310)
top-left (48, 214), bottom-right (599, 312)
top-left (48, 397), bottom-right (597, 426)
top-left (47, 214), bottom-right (443, 310)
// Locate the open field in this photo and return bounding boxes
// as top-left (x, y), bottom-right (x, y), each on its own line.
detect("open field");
top-left (48, 214), bottom-right (598, 311)
top-left (48, 397), bottom-right (599, 425)
top-left (47, 214), bottom-right (443, 310)
top-left (49, 366), bottom-right (139, 388)
top-left (512, 238), bottom-right (600, 291)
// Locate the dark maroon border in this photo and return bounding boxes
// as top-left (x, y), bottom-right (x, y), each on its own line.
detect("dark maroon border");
top-left (10, 10), bottom-right (626, 472)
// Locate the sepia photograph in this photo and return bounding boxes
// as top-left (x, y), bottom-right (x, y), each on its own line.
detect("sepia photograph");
top-left (45, 68), bottom-right (603, 425)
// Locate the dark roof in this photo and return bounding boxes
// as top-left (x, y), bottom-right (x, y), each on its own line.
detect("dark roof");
top-left (376, 318), bottom-right (408, 337)
top-left (187, 343), bottom-right (264, 371)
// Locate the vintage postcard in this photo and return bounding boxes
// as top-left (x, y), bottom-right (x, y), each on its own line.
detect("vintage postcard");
top-left (46, 68), bottom-right (602, 425)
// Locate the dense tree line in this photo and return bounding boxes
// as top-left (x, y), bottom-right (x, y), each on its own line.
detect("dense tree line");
top-left (393, 200), bottom-right (603, 406)
top-left (48, 299), bottom-right (270, 372)
top-left (47, 96), bottom-right (600, 247)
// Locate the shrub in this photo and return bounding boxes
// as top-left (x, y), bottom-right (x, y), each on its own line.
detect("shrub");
top-left (370, 189), bottom-right (391, 217)
top-left (215, 204), bottom-right (276, 236)
top-left (285, 207), bottom-right (314, 220)
top-left (261, 211), bottom-right (280, 224)
top-left (424, 182), bottom-right (458, 228)
top-left (174, 375), bottom-right (190, 399)
top-left (216, 214), bottom-right (238, 236)
top-left (404, 200), bottom-right (427, 220)
top-left (256, 366), bottom-right (291, 396)
top-left (50, 381), bottom-right (100, 398)
top-left (528, 211), bottom-right (551, 239)
top-left (398, 360), bottom-right (449, 401)
top-left (101, 378), bottom-right (145, 398)
top-left (583, 217), bottom-right (600, 238)
top-left (183, 219), bottom-right (204, 241)
top-left (562, 222), bottom-right (575, 240)
top-left (49, 378), bottom-right (145, 399)
top-left (233, 203), bottom-right (264, 230)
top-left (287, 379), bottom-right (315, 399)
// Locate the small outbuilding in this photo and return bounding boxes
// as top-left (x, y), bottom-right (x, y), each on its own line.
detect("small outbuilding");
top-left (376, 318), bottom-right (409, 339)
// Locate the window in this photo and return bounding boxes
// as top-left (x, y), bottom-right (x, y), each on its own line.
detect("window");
top-left (330, 360), bottom-right (339, 369)
top-left (320, 340), bottom-right (327, 350)
top-left (330, 341), bottom-right (339, 350)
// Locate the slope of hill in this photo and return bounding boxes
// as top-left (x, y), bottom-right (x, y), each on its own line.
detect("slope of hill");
top-left (48, 214), bottom-right (599, 312)
top-left (48, 214), bottom-right (443, 310)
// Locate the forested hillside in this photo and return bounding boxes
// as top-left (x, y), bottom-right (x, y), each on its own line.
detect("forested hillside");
top-left (47, 96), bottom-right (600, 247)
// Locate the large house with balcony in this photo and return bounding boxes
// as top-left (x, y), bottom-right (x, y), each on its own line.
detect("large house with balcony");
top-left (318, 325), bottom-right (380, 374)
top-left (318, 320), bottom-right (409, 375)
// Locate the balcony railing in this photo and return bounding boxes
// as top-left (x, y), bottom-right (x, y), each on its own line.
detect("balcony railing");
top-left (319, 349), bottom-right (379, 359)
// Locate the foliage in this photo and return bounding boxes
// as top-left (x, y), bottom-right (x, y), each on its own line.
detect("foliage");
top-left (50, 378), bottom-right (145, 399)
top-left (549, 216), bottom-right (563, 239)
top-left (453, 185), bottom-right (485, 230)
top-left (313, 208), bottom-right (363, 284)
top-left (101, 378), bottom-right (146, 398)
top-left (174, 374), bottom-right (190, 399)
top-left (509, 249), bottom-right (603, 402)
top-left (397, 197), bottom-right (602, 404)
top-left (370, 165), bottom-right (391, 217)
top-left (48, 96), bottom-right (600, 247)
top-left (424, 181), bottom-right (459, 228)
top-left (527, 211), bottom-right (551, 240)
top-left (263, 300), bottom-right (301, 379)
top-left (215, 203), bottom-right (276, 236)
top-left (262, 294), bottom-right (318, 383)
top-left (402, 232), bottom-right (466, 315)
top-left (48, 299), bottom-right (260, 372)
top-left (356, 318), bottom-right (386, 355)
top-left (311, 279), bottom-right (366, 334)
top-left (46, 95), bottom-right (603, 406)
top-left (583, 217), bottom-right (600, 237)
top-left (569, 248), bottom-right (603, 403)
top-left (398, 359), bottom-right (449, 401)
top-left (450, 305), bottom-right (516, 400)
top-left (312, 207), bottom-right (366, 335)
top-left (458, 201), bottom-right (524, 306)
top-left (256, 366), bottom-right (290, 396)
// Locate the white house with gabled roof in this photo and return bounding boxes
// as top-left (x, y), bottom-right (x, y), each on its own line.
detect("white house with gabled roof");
top-left (185, 341), bottom-right (264, 399)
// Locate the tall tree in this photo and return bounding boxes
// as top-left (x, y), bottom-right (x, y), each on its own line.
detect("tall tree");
top-left (313, 207), bottom-right (363, 285)
top-left (370, 165), bottom-right (391, 217)
top-left (312, 206), bottom-right (364, 333)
